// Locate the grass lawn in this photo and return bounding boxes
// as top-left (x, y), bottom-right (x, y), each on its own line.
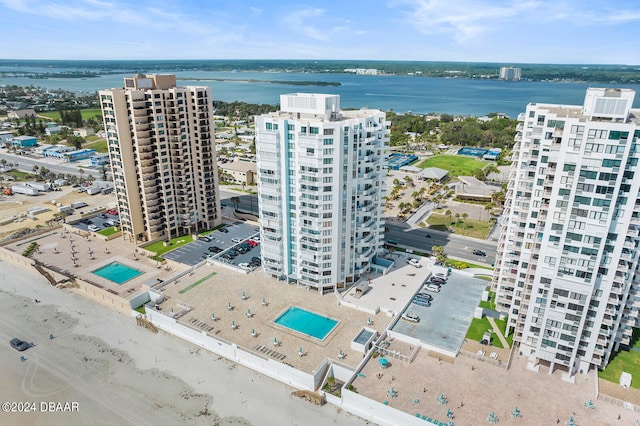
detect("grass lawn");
top-left (466, 317), bottom-right (509, 349)
top-left (4, 170), bottom-right (33, 182)
top-left (418, 155), bottom-right (486, 177)
top-left (38, 108), bottom-right (102, 121)
top-left (85, 139), bottom-right (108, 153)
top-left (446, 259), bottom-right (493, 271)
top-left (142, 235), bottom-right (194, 256)
top-left (599, 329), bottom-right (640, 389)
top-left (427, 212), bottom-right (492, 239)
top-left (98, 227), bottom-right (120, 236)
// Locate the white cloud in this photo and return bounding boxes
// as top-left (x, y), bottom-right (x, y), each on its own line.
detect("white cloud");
top-left (393, 0), bottom-right (541, 42)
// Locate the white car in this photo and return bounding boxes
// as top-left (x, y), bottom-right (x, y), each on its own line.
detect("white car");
top-left (424, 283), bottom-right (441, 293)
top-left (401, 313), bottom-right (420, 323)
top-left (88, 225), bottom-right (99, 232)
top-left (238, 263), bottom-right (251, 269)
top-left (407, 258), bottom-right (422, 268)
top-left (231, 237), bottom-right (243, 243)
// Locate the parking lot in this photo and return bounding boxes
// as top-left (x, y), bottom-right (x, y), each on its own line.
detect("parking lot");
top-left (163, 221), bottom-right (260, 267)
top-left (392, 269), bottom-right (486, 354)
top-left (71, 209), bottom-right (120, 233)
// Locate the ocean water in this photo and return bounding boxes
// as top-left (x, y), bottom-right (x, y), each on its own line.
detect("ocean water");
top-left (2, 62), bottom-right (640, 117)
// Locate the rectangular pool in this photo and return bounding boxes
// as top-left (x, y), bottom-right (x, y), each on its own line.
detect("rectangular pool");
top-left (92, 262), bottom-right (143, 285)
top-left (274, 306), bottom-right (339, 340)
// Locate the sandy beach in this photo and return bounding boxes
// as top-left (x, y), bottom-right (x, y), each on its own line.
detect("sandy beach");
top-left (0, 261), bottom-right (366, 426)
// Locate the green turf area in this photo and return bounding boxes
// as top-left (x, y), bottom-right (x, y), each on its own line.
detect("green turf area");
top-left (466, 317), bottom-right (508, 349)
top-left (446, 259), bottom-right (493, 271)
top-left (142, 235), bottom-right (193, 256)
top-left (427, 212), bottom-right (492, 239)
top-left (179, 272), bottom-right (218, 294)
top-left (85, 138), bottom-right (108, 153)
top-left (599, 328), bottom-right (640, 389)
top-left (98, 226), bottom-right (120, 236)
top-left (3, 170), bottom-right (33, 182)
top-left (418, 155), bottom-right (486, 177)
top-left (38, 108), bottom-right (102, 121)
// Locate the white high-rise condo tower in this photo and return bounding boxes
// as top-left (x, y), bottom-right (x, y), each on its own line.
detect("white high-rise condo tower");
top-left (493, 88), bottom-right (640, 379)
top-left (99, 74), bottom-right (221, 243)
top-left (255, 94), bottom-right (390, 294)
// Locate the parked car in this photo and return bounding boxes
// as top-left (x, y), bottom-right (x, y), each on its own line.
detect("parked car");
top-left (219, 227), bottom-right (229, 233)
top-left (88, 225), bottom-right (99, 232)
top-left (202, 253), bottom-right (212, 259)
top-left (231, 237), bottom-right (243, 243)
top-left (209, 246), bottom-right (223, 253)
top-left (238, 263), bottom-right (250, 269)
top-left (106, 209), bottom-right (119, 215)
top-left (199, 235), bottom-right (212, 242)
top-left (401, 313), bottom-right (420, 323)
top-left (473, 249), bottom-right (487, 257)
top-left (105, 219), bottom-right (118, 227)
top-left (425, 283), bottom-right (441, 293)
top-left (430, 277), bottom-right (446, 284)
top-left (416, 292), bottom-right (433, 301)
top-left (251, 257), bottom-right (261, 265)
top-left (407, 258), bottom-right (422, 268)
top-left (10, 338), bottom-right (30, 351)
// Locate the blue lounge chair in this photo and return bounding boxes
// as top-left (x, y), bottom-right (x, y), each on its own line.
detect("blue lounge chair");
top-left (416, 413), bottom-right (421, 417)
top-left (383, 400), bottom-right (388, 405)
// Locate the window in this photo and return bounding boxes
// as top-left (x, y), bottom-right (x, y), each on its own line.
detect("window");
top-left (323, 138), bottom-right (333, 145)
top-left (602, 159), bottom-right (621, 168)
top-left (579, 170), bottom-right (597, 179)
top-left (310, 127), bottom-right (319, 135)
top-left (563, 164), bottom-right (576, 172)
top-left (287, 124), bottom-right (295, 131)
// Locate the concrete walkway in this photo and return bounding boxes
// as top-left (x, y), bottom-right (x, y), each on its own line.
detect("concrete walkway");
top-left (487, 316), bottom-right (510, 348)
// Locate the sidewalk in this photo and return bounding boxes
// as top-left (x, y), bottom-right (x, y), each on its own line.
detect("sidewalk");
top-left (487, 316), bottom-right (509, 348)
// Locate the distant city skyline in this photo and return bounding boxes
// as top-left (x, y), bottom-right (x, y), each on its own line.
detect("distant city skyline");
top-left (1, 0), bottom-right (639, 65)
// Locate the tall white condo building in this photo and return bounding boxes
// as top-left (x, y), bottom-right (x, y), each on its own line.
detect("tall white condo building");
top-left (255, 94), bottom-right (389, 294)
top-left (493, 88), bottom-right (640, 378)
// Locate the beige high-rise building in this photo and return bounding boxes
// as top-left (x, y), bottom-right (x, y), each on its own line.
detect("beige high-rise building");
top-left (99, 74), bottom-right (221, 243)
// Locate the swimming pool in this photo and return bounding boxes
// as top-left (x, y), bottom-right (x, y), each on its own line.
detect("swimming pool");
top-left (274, 306), bottom-right (339, 340)
top-left (92, 262), bottom-right (143, 284)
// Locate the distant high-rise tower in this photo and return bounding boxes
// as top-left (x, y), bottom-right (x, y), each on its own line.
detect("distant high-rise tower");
top-left (493, 88), bottom-right (640, 378)
top-left (99, 74), bottom-right (221, 242)
top-left (499, 66), bottom-right (522, 81)
top-left (255, 94), bottom-right (389, 293)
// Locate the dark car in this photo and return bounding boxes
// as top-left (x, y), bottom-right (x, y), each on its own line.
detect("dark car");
top-left (209, 246), bottom-right (222, 253)
top-left (473, 249), bottom-right (487, 257)
top-left (251, 256), bottom-right (261, 265)
top-left (219, 227), bottom-right (229, 233)
top-left (10, 338), bottom-right (30, 351)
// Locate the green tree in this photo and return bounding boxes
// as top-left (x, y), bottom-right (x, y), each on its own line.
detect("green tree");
top-left (432, 245), bottom-right (447, 264)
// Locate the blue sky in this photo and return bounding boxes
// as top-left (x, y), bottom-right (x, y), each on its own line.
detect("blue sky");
top-left (1, 0), bottom-right (639, 64)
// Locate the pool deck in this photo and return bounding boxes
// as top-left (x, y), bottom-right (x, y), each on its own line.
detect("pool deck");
top-left (3, 228), bottom-right (180, 298)
top-left (152, 264), bottom-right (381, 374)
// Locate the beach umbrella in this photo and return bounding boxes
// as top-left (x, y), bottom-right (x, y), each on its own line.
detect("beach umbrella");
top-left (273, 337), bottom-right (278, 346)
top-left (251, 328), bottom-right (256, 337)
top-left (227, 302), bottom-right (232, 310)
top-left (211, 313), bottom-right (216, 321)
top-left (247, 308), bottom-right (251, 317)
top-left (231, 320), bottom-right (236, 329)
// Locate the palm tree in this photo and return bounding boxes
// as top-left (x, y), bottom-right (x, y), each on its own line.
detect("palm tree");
top-left (484, 164), bottom-right (499, 180)
top-left (404, 176), bottom-right (414, 187)
top-left (444, 209), bottom-right (452, 222)
top-left (484, 203), bottom-right (495, 220)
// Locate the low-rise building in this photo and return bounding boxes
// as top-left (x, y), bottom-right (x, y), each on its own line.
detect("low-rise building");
top-left (10, 135), bottom-right (37, 148)
top-left (219, 160), bottom-right (256, 185)
top-left (74, 128), bottom-right (95, 138)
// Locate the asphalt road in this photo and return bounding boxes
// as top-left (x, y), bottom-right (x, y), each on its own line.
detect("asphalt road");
top-left (218, 190), bottom-right (498, 263)
top-left (2, 152), bottom-right (497, 262)
top-left (0, 152), bottom-right (102, 179)
top-left (385, 222), bottom-right (498, 263)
